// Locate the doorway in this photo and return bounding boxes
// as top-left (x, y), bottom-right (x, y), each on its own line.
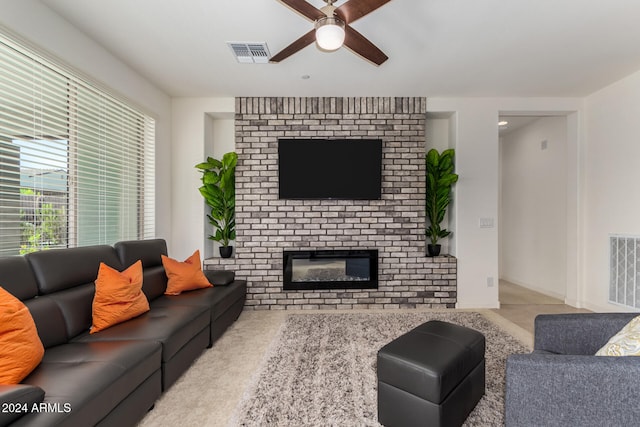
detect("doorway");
top-left (498, 115), bottom-right (569, 305)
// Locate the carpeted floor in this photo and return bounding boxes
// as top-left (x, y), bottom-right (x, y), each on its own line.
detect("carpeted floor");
top-left (138, 310), bottom-right (531, 427)
top-left (230, 311), bottom-right (529, 426)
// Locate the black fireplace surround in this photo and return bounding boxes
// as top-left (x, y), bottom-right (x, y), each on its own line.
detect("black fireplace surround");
top-left (283, 249), bottom-right (378, 290)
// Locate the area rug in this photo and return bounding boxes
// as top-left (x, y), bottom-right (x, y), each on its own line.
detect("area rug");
top-left (229, 312), bottom-right (529, 426)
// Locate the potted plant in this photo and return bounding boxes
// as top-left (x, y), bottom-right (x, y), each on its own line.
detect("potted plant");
top-left (425, 148), bottom-right (458, 257)
top-left (195, 152), bottom-right (238, 258)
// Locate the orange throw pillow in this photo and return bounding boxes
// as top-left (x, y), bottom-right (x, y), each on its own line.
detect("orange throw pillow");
top-left (162, 250), bottom-right (212, 295)
top-left (0, 286), bottom-right (44, 384)
top-left (91, 261), bottom-right (149, 334)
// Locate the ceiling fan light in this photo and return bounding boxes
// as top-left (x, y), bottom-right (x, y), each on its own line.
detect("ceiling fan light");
top-left (315, 17), bottom-right (345, 51)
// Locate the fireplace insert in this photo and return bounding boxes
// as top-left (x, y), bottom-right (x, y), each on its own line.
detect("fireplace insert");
top-left (283, 249), bottom-right (378, 290)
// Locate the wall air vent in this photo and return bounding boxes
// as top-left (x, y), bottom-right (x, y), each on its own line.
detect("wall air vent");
top-left (227, 42), bottom-right (271, 64)
top-left (610, 235), bottom-right (640, 309)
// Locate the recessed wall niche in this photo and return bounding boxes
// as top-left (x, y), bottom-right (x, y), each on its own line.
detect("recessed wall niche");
top-left (204, 97), bottom-right (457, 309)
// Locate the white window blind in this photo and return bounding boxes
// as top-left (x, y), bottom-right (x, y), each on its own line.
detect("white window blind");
top-left (0, 30), bottom-right (155, 256)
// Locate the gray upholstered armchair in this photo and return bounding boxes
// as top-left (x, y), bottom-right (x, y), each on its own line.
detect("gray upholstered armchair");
top-left (505, 312), bottom-right (640, 426)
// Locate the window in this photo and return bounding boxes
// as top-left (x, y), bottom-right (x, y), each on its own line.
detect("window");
top-left (0, 30), bottom-right (155, 256)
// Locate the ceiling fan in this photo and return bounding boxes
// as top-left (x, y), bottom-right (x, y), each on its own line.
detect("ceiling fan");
top-left (270, 0), bottom-right (391, 66)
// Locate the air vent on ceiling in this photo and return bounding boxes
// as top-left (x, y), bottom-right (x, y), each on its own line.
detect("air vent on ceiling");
top-left (227, 42), bottom-right (271, 64)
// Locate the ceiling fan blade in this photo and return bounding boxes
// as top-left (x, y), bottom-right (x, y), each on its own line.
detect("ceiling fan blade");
top-left (278, 0), bottom-right (326, 22)
top-left (270, 30), bottom-right (316, 63)
top-left (343, 25), bottom-right (388, 66)
top-left (335, 0), bottom-right (392, 24)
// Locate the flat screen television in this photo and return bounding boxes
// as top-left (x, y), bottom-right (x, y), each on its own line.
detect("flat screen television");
top-left (278, 138), bottom-right (382, 200)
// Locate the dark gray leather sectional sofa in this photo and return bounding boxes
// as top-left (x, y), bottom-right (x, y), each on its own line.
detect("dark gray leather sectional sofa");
top-left (0, 239), bottom-right (246, 427)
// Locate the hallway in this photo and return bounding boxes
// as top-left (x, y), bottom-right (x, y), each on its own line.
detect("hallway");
top-left (492, 280), bottom-right (591, 333)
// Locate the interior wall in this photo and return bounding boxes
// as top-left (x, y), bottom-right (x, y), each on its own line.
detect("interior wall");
top-left (500, 116), bottom-right (568, 299)
top-left (210, 117), bottom-right (235, 158)
top-left (427, 97), bottom-right (583, 309)
top-left (584, 69), bottom-right (640, 312)
top-left (170, 98), bottom-right (235, 260)
top-left (426, 118), bottom-right (451, 152)
top-left (203, 115), bottom-right (215, 259)
top-left (0, 0), bottom-right (173, 244)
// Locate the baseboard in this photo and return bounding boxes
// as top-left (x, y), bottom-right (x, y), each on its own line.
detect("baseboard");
top-left (563, 298), bottom-right (581, 308)
top-left (582, 300), bottom-right (640, 313)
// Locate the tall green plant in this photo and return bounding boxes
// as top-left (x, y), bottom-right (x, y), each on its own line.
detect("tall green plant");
top-left (195, 152), bottom-right (237, 247)
top-left (425, 148), bottom-right (458, 246)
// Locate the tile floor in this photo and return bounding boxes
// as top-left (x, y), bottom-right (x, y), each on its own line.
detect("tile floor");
top-left (492, 280), bottom-right (591, 334)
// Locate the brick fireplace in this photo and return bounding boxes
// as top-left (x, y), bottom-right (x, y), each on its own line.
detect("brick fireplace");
top-left (203, 97), bottom-right (457, 309)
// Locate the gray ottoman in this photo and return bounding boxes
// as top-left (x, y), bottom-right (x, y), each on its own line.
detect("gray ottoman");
top-left (377, 320), bottom-right (485, 427)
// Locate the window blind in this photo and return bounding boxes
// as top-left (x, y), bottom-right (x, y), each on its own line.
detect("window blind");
top-left (0, 30), bottom-right (155, 256)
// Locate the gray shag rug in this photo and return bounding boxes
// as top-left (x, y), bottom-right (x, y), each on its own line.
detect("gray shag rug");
top-left (230, 312), bottom-right (529, 426)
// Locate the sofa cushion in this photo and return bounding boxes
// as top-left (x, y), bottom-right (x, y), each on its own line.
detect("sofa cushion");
top-left (141, 265), bottom-right (169, 302)
top-left (73, 304), bottom-right (210, 362)
top-left (21, 340), bottom-right (161, 426)
top-left (0, 256), bottom-right (39, 301)
top-left (26, 246), bottom-right (123, 342)
top-left (91, 261), bottom-right (149, 334)
top-left (162, 250), bottom-right (212, 295)
top-left (50, 284), bottom-right (98, 343)
top-left (0, 257), bottom-right (64, 349)
top-left (26, 245), bottom-right (122, 294)
top-left (0, 385), bottom-right (45, 426)
top-left (115, 240), bottom-right (169, 301)
top-left (114, 238), bottom-right (167, 269)
top-left (21, 295), bottom-right (67, 349)
top-left (152, 280), bottom-right (246, 320)
top-left (0, 287), bottom-right (44, 384)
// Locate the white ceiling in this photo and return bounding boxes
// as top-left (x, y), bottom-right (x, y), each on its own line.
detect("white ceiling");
top-left (41, 0), bottom-right (640, 98)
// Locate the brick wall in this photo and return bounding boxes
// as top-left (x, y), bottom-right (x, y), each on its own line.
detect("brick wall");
top-left (203, 97), bottom-right (457, 309)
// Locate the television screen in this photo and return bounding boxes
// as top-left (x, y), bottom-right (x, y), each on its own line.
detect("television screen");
top-left (278, 139), bottom-right (382, 200)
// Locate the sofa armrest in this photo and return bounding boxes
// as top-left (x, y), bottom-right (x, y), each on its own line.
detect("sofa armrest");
top-left (534, 312), bottom-right (637, 355)
top-left (203, 269), bottom-right (235, 286)
top-left (0, 384), bottom-right (45, 427)
top-left (506, 353), bottom-right (640, 427)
